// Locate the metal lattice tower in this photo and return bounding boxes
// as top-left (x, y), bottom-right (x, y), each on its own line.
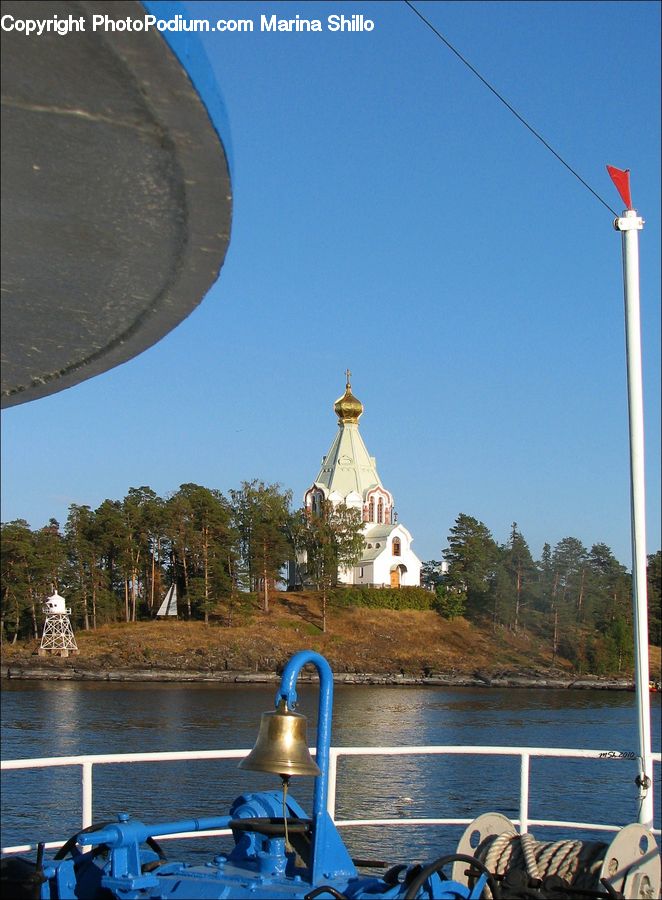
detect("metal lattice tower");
top-left (39, 591), bottom-right (78, 657)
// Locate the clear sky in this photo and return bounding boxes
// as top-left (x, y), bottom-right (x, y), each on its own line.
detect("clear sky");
top-left (1, 0), bottom-right (660, 568)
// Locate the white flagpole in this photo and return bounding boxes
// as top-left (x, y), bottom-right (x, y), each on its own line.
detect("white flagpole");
top-left (613, 204), bottom-right (653, 827)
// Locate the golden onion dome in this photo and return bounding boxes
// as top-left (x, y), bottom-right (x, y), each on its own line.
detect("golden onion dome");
top-left (334, 370), bottom-right (363, 424)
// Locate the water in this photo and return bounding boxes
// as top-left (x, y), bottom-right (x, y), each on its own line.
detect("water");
top-left (1, 680), bottom-right (660, 865)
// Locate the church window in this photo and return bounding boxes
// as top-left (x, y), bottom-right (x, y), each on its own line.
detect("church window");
top-left (377, 497), bottom-right (384, 523)
top-left (393, 537), bottom-right (401, 557)
top-left (369, 499), bottom-right (375, 522)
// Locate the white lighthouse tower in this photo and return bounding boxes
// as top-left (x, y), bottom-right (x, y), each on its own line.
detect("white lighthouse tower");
top-left (39, 590), bottom-right (79, 657)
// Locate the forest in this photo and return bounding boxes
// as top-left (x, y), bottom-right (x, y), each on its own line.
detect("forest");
top-left (1, 482), bottom-right (660, 675)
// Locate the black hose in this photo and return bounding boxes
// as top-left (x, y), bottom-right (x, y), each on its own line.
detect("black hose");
top-left (303, 886), bottom-right (348, 899)
top-left (229, 817), bottom-right (311, 836)
top-left (54, 822), bottom-right (114, 860)
top-left (403, 853), bottom-right (500, 900)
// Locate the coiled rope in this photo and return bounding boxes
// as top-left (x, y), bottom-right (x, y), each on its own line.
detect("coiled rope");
top-left (474, 832), bottom-right (607, 898)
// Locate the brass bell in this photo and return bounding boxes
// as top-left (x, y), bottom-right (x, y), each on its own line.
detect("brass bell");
top-left (239, 699), bottom-right (321, 777)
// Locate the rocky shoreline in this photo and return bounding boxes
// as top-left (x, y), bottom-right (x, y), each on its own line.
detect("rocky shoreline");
top-left (0, 662), bottom-right (634, 691)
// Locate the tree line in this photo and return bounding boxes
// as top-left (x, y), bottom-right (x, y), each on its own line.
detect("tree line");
top-left (0, 482), bottom-right (365, 641)
top-left (422, 514), bottom-right (661, 674)
top-left (2, 490), bottom-right (660, 673)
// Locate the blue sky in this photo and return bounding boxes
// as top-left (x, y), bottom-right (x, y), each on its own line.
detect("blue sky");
top-left (1, 0), bottom-right (660, 567)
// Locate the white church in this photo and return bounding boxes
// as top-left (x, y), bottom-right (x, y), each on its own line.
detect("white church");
top-left (294, 373), bottom-right (421, 588)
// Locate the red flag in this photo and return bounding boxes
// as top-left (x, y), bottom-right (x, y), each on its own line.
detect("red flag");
top-left (606, 165), bottom-right (632, 209)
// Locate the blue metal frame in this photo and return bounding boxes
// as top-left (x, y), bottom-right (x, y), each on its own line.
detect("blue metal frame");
top-left (276, 650), bottom-right (337, 883)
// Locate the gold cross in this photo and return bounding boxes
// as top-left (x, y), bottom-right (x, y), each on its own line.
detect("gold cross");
top-left (345, 368), bottom-right (351, 388)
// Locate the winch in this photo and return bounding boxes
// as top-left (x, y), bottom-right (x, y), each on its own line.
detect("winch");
top-left (1, 651), bottom-right (659, 899)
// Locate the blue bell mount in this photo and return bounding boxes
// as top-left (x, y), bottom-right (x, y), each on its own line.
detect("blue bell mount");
top-left (277, 650), bottom-right (341, 884)
top-left (237, 650), bottom-right (357, 885)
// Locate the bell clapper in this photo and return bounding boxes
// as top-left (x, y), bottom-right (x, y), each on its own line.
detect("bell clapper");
top-left (281, 774), bottom-right (292, 852)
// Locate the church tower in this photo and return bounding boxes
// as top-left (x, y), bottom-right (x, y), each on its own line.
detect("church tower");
top-left (299, 372), bottom-right (421, 588)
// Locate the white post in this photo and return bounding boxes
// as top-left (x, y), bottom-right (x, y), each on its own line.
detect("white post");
top-left (327, 747), bottom-right (338, 819)
top-left (614, 207), bottom-right (653, 827)
top-left (519, 752), bottom-right (530, 835)
top-left (82, 760), bottom-right (93, 829)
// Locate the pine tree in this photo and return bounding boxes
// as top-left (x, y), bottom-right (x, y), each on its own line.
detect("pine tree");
top-left (1, 520), bottom-right (37, 642)
top-left (229, 481), bottom-right (293, 612)
top-left (443, 514), bottom-right (499, 621)
top-left (502, 523), bottom-right (537, 632)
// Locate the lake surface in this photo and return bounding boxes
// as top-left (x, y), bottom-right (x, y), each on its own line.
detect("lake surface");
top-left (1, 680), bottom-right (660, 864)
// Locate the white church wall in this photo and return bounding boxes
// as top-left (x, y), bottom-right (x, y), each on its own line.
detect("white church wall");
top-left (401, 550), bottom-right (422, 586)
top-left (370, 525), bottom-right (422, 587)
top-left (350, 562), bottom-right (375, 585)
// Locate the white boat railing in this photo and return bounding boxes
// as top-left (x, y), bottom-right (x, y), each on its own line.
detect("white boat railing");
top-left (2, 744), bottom-right (660, 855)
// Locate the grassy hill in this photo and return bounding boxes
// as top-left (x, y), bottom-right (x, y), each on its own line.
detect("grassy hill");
top-left (3, 591), bottom-right (658, 680)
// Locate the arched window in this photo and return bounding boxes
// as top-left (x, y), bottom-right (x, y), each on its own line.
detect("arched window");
top-left (393, 537), bottom-right (401, 557)
top-left (377, 498), bottom-right (384, 524)
top-left (369, 500), bottom-right (375, 522)
top-left (311, 490), bottom-right (324, 517)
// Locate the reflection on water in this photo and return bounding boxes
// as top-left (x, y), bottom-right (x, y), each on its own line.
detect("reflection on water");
top-left (1, 680), bottom-right (659, 864)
